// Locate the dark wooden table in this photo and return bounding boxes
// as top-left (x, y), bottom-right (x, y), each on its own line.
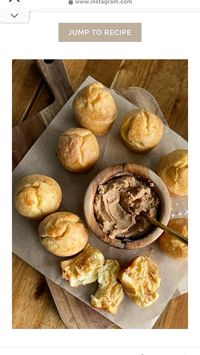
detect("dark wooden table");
top-left (12, 59), bottom-right (188, 329)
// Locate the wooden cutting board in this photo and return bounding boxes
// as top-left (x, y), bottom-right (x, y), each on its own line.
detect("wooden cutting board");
top-left (13, 60), bottom-right (74, 167)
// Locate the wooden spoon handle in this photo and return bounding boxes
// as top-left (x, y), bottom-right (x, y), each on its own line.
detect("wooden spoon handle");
top-left (142, 212), bottom-right (188, 245)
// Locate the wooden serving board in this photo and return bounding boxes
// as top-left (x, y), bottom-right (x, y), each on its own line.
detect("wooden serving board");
top-left (12, 59), bottom-right (117, 328)
top-left (13, 60), bottom-right (74, 168)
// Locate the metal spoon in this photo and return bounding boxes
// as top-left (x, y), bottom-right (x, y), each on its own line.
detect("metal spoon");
top-left (141, 211), bottom-right (188, 245)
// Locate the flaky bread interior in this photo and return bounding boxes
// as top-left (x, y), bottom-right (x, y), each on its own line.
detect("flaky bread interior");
top-left (91, 259), bottom-right (124, 314)
top-left (119, 255), bottom-right (161, 308)
top-left (61, 244), bottom-right (104, 287)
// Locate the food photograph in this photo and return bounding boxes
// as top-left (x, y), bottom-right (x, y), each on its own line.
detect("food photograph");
top-left (12, 59), bottom-right (188, 329)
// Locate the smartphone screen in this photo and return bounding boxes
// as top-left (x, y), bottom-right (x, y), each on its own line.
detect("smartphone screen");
top-left (0, 1), bottom-right (199, 354)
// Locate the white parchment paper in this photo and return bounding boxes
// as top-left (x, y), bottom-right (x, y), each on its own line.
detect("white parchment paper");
top-left (13, 77), bottom-right (188, 329)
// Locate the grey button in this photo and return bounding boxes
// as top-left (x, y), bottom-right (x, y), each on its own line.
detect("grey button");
top-left (0, 10), bottom-right (29, 23)
top-left (59, 23), bottom-right (142, 42)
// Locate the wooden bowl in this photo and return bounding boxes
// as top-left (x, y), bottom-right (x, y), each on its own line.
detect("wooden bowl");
top-left (84, 163), bottom-right (171, 250)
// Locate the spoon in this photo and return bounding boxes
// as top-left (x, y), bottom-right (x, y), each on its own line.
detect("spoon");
top-left (141, 212), bottom-right (188, 245)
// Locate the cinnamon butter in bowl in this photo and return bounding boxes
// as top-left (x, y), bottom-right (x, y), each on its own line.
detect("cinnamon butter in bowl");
top-left (84, 163), bottom-right (171, 250)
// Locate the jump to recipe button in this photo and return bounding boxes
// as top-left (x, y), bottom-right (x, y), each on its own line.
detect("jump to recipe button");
top-left (58, 23), bottom-right (142, 42)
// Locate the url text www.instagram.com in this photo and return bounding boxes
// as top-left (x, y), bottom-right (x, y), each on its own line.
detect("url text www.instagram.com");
top-left (68, 0), bottom-right (133, 5)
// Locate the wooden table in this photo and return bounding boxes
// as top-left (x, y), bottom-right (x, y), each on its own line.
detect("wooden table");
top-left (12, 59), bottom-right (188, 329)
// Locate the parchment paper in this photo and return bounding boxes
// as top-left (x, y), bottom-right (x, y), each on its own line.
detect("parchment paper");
top-left (13, 77), bottom-right (188, 329)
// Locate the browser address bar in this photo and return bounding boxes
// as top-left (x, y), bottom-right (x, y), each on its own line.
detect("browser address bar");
top-left (2, 0), bottom-right (200, 9)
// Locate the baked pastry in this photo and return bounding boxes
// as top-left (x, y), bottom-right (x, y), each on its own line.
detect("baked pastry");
top-left (38, 212), bottom-right (88, 257)
top-left (120, 109), bottom-right (163, 153)
top-left (91, 259), bottom-right (124, 314)
top-left (157, 149), bottom-right (188, 196)
top-left (56, 127), bottom-right (99, 173)
top-left (61, 244), bottom-right (104, 287)
top-left (14, 174), bottom-right (62, 219)
top-left (119, 255), bottom-right (161, 307)
top-left (158, 218), bottom-right (188, 260)
top-left (73, 83), bottom-right (117, 136)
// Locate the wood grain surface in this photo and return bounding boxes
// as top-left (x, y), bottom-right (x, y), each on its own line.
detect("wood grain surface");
top-left (12, 59), bottom-right (188, 329)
